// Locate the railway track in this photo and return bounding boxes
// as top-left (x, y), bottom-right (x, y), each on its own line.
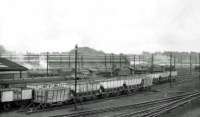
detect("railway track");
top-left (114, 92), bottom-right (200, 117)
top-left (49, 91), bottom-right (200, 117)
top-left (174, 69), bottom-right (199, 85)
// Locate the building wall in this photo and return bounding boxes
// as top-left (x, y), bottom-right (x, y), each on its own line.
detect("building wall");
top-left (0, 71), bottom-right (28, 79)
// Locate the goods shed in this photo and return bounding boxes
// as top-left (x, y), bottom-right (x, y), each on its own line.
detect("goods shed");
top-left (0, 57), bottom-right (28, 81)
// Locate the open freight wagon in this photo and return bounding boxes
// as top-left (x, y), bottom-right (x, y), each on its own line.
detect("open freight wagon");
top-left (0, 88), bottom-right (32, 111)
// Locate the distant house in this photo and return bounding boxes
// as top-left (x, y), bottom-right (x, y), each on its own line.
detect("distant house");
top-left (0, 57), bottom-right (28, 80)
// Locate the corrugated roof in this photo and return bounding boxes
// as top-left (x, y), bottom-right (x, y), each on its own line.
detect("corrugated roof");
top-left (0, 58), bottom-right (28, 71)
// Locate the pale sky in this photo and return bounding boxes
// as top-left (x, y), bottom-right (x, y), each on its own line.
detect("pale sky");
top-left (0, 0), bottom-right (200, 54)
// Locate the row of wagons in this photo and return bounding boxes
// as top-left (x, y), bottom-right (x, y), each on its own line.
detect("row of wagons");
top-left (29, 76), bottom-right (154, 104)
top-left (30, 71), bottom-right (177, 104)
top-left (0, 71), bottom-right (177, 110)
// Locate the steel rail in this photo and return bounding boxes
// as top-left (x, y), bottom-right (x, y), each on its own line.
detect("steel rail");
top-left (115, 92), bottom-right (200, 117)
top-left (49, 91), bottom-right (199, 117)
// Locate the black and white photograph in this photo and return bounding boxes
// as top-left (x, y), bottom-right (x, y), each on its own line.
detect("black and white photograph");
top-left (0, 0), bottom-right (200, 117)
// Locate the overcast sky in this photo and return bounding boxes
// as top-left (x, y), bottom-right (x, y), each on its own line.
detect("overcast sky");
top-left (0, 0), bottom-right (200, 54)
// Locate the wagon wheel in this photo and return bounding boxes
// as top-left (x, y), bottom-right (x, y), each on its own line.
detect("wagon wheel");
top-left (14, 101), bottom-right (21, 107)
top-left (158, 76), bottom-right (162, 83)
top-left (3, 103), bottom-right (11, 111)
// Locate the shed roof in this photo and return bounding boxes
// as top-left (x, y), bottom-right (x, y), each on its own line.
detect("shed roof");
top-left (0, 57), bottom-right (28, 71)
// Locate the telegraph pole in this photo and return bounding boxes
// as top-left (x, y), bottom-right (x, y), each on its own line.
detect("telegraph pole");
top-left (151, 54), bottom-right (154, 73)
top-left (134, 55), bottom-right (136, 70)
top-left (174, 56), bottom-right (176, 69)
top-left (77, 55), bottom-right (80, 68)
top-left (27, 53), bottom-right (30, 63)
top-left (46, 52), bottom-right (49, 77)
top-left (190, 53), bottom-right (192, 73)
top-left (112, 54), bottom-right (115, 67)
top-left (180, 55), bottom-right (182, 68)
top-left (120, 54), bottom-right (122, 68)
top-left (105, 54), bottom-right (107, 69)
top-left (69, 55), bottom-right (71, 69)
top-left (81, 56), bottom-right (83, 68)
top-left (170, 53), bottom-right (172, 88)
top-left (60, 54), bottom-right (62, 69)
top-left (110, 54), bottom-right (113, 76)
top-left (112, 53), bottom-right (114, 76)
top-left (139, 55), bottom-right (140, 65)
top-left (110, 54), bottom-right (112, 67)
top-left (199, 53), bottom-right (200, 80)
top-left (74, 45), bottom-right (78, 110)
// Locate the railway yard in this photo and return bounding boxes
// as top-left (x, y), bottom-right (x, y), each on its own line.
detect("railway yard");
top-left (0, 68), bottom-right (200, 117)
top-left (0, 48), bottom-right (200, 117)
